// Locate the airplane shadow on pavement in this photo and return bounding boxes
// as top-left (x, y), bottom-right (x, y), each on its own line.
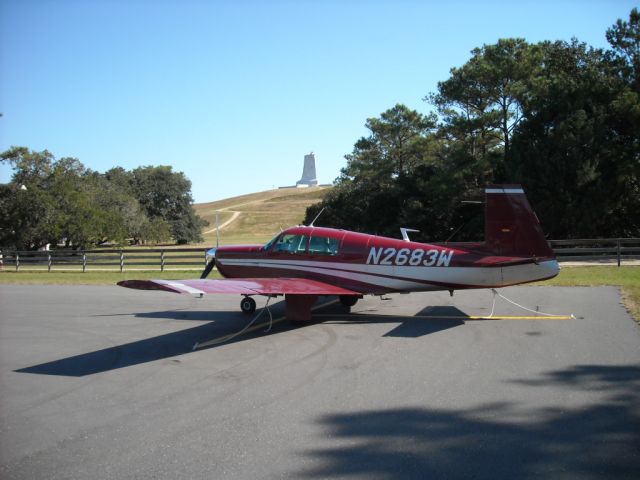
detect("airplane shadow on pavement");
top-left (385, 306), bottom-right (466, 337)
top-left (15, 301), bottom-right (468, 377)
top-left (317, 304), bottom-right (466, 338)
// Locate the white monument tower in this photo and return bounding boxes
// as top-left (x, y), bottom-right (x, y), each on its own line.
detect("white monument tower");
top-left (296, 152), bottom-right (318, 187)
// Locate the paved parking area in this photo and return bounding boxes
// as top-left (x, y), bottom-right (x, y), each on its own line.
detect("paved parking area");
top-left (1, 285), bottom-right (639, 479)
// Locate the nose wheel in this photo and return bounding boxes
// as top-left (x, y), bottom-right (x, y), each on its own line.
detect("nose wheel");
top-left (339, 295), bottom-right (359, 307)
top-left (240, 296), bottom-right (257, 314)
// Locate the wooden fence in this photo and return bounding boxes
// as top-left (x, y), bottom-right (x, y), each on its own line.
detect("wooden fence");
top-left (0, 239), bottom-right (639, 272)
top-left (549, 238), bottom-right (640, 266)
top-left (0, 248), bottom-right (210, 272)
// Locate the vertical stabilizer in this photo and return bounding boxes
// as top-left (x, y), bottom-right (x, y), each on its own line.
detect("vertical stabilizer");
top-left (485, 185), bottom-right (554, 258)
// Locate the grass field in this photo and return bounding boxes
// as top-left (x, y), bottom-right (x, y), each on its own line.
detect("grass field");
top-left (535, 266), bottom-right (640, 320)
top-left (0, 269), bottom-right (222, 285)
top-left (2, 265), bottom-right (638, 320)
top-left (193, 187), bottom-right (331, 246)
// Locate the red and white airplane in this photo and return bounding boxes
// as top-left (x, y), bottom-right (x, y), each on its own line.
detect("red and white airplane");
top-left (119, 185), bottom-right (559, 320)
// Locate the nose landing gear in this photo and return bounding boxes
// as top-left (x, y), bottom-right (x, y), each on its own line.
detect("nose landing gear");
top-left (339, 295), bottom-right (359, 308)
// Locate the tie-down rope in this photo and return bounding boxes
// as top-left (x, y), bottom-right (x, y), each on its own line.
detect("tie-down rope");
top-left (192, 297), bottom-right (274, 350)
top-left (483, 288), bottom-right (575, 319)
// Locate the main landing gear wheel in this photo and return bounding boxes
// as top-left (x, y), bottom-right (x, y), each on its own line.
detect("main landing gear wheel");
top-left (339, 295), bottom-right (359, 308)
top-left (240, 296), bottom-right (256, 315)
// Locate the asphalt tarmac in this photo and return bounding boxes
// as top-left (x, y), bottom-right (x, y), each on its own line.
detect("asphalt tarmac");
top-left (1, 285), bottom-right (639, 479)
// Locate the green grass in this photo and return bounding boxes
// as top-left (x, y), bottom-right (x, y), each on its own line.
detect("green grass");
top-left (536, 266), bottom-right (640, 320)
top-left (0, 269), bottom-right (220, 285)
top-left (537, 266), bottom-right (640, 287)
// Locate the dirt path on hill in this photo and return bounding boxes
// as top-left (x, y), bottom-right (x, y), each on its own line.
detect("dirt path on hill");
top-left (203, 210), bottom-right (241, 234)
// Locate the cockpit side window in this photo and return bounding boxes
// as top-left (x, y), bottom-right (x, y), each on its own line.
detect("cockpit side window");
top-left (309, 236), bottom-right (339, 255)
top-left (272, 234), bottom-right (308, 254)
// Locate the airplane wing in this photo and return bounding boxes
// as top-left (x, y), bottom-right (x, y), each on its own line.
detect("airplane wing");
top-left (117, 278), bottom-right (360, 297)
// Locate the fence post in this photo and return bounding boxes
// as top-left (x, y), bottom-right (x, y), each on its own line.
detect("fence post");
top-left (82, 251), bottom-right (87, 272)
top-left (48, 252), bottom-right (52, 272)
top-left (617, 239), bottom-right (621, 267)
top-left (119, 250), bottom-right (124, 272)
top-left (161, 249), bottom-right (165, 272)
top-left (15, 252), bottom-right (19, 272)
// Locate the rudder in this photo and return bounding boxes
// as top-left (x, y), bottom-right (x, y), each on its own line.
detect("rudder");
top-left (485, 185), bottom-right (554, 259)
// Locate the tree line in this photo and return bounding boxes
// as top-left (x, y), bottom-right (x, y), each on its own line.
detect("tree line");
top-left (306, 9), bottom-right (640, 242)
top-left (0, 147), bottom-right (208, 249)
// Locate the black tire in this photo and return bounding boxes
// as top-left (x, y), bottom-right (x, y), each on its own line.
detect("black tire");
top-left (339, 295), bottom-right (358, 307)
top-left (240, 296), bottom-right (257, 315)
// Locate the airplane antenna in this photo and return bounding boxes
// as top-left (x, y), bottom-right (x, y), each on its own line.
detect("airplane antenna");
top-left (215, 211), bottom-right (220, 248)
top-left (309, 207), bottom-right (325, 227)
top-left (400, 228), bottom-right (419, 242)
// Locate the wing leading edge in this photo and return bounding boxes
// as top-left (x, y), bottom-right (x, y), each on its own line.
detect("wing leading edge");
top-left (117, 278), bottom-right (360, 297)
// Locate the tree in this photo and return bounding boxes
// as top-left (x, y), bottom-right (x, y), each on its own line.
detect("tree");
top-left (428, 39), bottom-right (535, 175)
top-left (606, 7), bottom-right (640, 88)
top-left (2, 146), bottom-right (55, 186)
top-left (306, 105), bottom-right (453, 239)
top-left (605, 7), bottom-right (640, 236)
top-left (131, 166), bottom-right (207, 244)
top-left (0, 182), bottom-right (60, 250)
top-left (99, 168), bottom-right (175, 245)
top-left (510, 39), bottom-right (640, 237)
top-left (0, 148), bottom-right (205, 248)
top-left (1, 148), bottom-right (64, 249)
top-left (307, 10), bottom-right (640, 240)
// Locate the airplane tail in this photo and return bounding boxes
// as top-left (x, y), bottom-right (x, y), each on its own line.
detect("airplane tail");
top-left (484, 185), bottom-right (555, 259)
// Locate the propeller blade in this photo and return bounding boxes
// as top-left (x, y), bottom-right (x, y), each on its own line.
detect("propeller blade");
top-left (200, 258), bottom-right (215, 279)
top-left (201, 247), bottom-right (217, 279)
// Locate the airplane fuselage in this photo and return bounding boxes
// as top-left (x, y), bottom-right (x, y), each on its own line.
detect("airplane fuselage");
top-left (120, 186), bottom-right (561, 321)
top-left (214, 226), bottom-right (559, 295)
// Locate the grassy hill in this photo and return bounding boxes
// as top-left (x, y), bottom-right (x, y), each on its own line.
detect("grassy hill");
top-left (193, 186), bottom-right (331, 246)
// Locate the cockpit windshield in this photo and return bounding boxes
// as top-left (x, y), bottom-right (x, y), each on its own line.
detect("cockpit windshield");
top-left (263, 232), bottom-right (309, 253)
top-left (272, 234), bottom-right (308, 253)
top-left (263, 233), bottom-right (281, 251)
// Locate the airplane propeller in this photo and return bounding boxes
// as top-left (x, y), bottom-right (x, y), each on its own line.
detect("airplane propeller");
top-left (201, 247), bottom-right (216, 279)
top-left (201, 210), bottom-right (220, 279)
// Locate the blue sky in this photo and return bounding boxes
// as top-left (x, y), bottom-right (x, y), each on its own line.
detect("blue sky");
top-left (1, 0), bottom-right (636, 203)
